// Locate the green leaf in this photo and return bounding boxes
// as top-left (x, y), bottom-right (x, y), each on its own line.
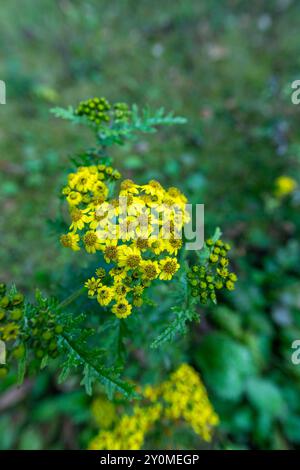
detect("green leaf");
top-left (51, 103), bottom-right (187, 148)
top-left (283, 415), bottom-right (300, 443)
top-left (195, 332), bottom-right (257, 402)
top-left (61, 334), bottom-right (137, 399)
top-left (17, 351), bottom-right (27, 385)
top-left (151, 304), bottom-right (198, 349)
top-left (212, 227), bottom-right (222, 243)
top-left (246, 378), bottom-right (285, 418)
top-left (81, 364), bottom-right (93, 395)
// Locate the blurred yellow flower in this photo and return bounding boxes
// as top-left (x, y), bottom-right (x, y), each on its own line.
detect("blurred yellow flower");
top-left (274, 176), bottom-right (297, 198)
top-left (88, 364), bottom-right (218, 450)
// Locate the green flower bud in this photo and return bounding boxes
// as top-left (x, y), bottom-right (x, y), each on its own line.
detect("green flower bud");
top-left (226, 280), bottom-right (235, 291)
top-left (0, 296), bottom-right (9, 308)
top-left (10, 308), bottom-right (23, 321)
top-left (0, 367), bottom-right (8, 378)
top-left (42, 330), bottom-right (53, 341)
top-left (35, 349), bottom-right (44, 359)
top-left (13, 344), bottom-right (25, 359)
top-left (0, 309), bottom-right (6, 321)
top-left (133, 297), bottom-right (143, 307)
top-left (214, 280), bottom-right (223, 290)
top-left (49, 340), bottom-right (57, 351)
top-left (0, 283), bottom-right (6, 295)
top-left (209, 254), bottom-right (218, 263)
top-left (54, 325), bottom-right (63, 334)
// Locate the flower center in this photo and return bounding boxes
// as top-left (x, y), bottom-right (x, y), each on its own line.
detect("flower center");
top-left (163, 261), bottom-right (177, 274)
top-left (60, 234), bottom-right (71, 247)
top-left (127, 255), bottom-right (140, 268)
top-left (136, 239), bottom-right (149, 250)
top-left (84, 232), bottom-right (97, 246)
top-left (144, 265), bottom-right (157, 280)
top-left (71, 209), bottom-right (82, 222)
top-left (104, 246), bottom-right (117, 260)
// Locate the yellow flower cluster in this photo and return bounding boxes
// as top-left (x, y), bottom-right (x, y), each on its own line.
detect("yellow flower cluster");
top-left (61, 167), bottom-right (188, 319)
top-left (89, 403), bottom-right (162, 450)
top-left (274, 175), bottom-right (297, 198)
top-left (60, 163), bottom-right (121, 249)
top-left (158, 364), bottom-right (219, 442)
top-left (89, 364), bottom-right (218, 450)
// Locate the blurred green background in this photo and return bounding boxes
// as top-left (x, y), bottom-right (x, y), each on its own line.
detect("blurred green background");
top-left (1, 0), bottom-right (300, 450)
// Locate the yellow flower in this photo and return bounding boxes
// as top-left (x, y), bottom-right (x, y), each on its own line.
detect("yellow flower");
top-left (85, 277), bottom-right (100, 296)
top-left (112, 298), bottom-right (132, 318)
top-left (275, 176), bottom-right (297, 198)
top-left (83, 231), bottom-right (103, 253)
top-left (70, 208), bottom-right (91, 231)
top-left (103, 240), bottom-right (119, 264)
top-left (160, 364), bottom-right (219, 442)
top-left (132, 238), bottom-right (150, 252)
top-left (75, 171), bottom-right (95, 193)
top-left (60, 233), bottom-right (80, 251)
top-left (109, 266), bottom-right (127, 281)
top-left (97, 285), bottom-right (114, 306)
top-left (159, 257), bottom-right (180, 280)
top-left (166, 237), bottom-right (183, 255)
top-left (93, 180), bottom-right (109, 198)
top-left (132, 285), bottom-right (145, 297)
top-left (95, 267), bottom-right (106, 279)
top-left (166, 186), bottom-right (187, 205)
top-left (120, 179), bottom-right (140, 195)
top-left (140, 260), bottom-right (160, 281)
top-left (114, 280), bottom-right (130, 297)
top-left (89, 202), bottom-right (114, 230)
top-left (149, 239), bottom-right (165, 255)
top-left (88, 364), bottom-right (218, 450)
top-left (142, 179), bottom-right (164, 197)
top-left (67, 191), bottom-right (82, 206)
top-left (118, 216), bottom-right (139, 241)
top-left (117, 246), bottom-right (141, 270)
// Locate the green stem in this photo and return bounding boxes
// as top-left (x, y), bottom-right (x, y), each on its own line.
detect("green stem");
top-left (58, 286), bottom-right (86, 310)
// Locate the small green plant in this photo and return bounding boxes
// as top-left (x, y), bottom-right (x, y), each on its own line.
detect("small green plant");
top-left (0, 98), bottom-right (236, 408)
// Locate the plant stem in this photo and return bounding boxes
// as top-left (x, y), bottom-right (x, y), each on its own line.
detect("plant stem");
top-left (58, 286), bottom-right (86, 310)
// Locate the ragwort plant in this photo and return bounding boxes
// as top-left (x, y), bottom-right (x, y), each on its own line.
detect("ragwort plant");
top-left (0, 98), bottom-right (237, 444)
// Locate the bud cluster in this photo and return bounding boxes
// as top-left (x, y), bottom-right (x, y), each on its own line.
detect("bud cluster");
top-left (187, 239), bottom-right (238, 304)
top-left (27, 306), bottom-right (63, 361)
top-left (0, 283), bottom-right (25, 377)
top-left (75, 97), bottom-right (131, 126)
